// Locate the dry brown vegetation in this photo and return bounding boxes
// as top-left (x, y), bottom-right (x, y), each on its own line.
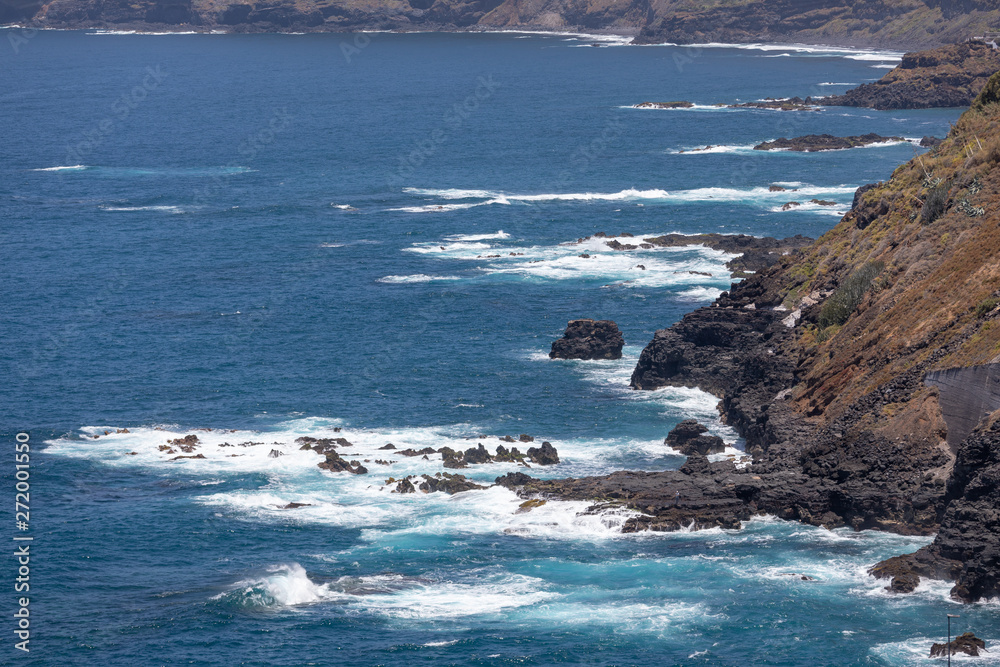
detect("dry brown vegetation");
top-left (761, 71), bottom-right (1000, 434)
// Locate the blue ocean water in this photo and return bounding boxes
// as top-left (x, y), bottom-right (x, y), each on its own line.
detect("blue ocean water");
top-left (2, 29), bottom-right (995, 665)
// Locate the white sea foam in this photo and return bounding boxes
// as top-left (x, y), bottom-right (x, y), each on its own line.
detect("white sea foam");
top-left (33, 164), bottom-right (87, 171)
top-left (216, 563), bottom-right (335, 608)
top-left (625, 103), bottom-right (735, 112)
top-left (871, 64), bottom-right (897, 69)
top-left (444, 230), bottom-right (510, 241)
top-left (482, 29), bottom-right (632, 46)
top-left (818, 82), bottom-right (858, 86)
top-left (377, 274), bottom-right (464, 284)
top-left (769, 201), bottom-right (848, 217)
top-left (681, 42), bottom-right (904, 62)
top-left (100, 205), bottom-right (187, 213)
top-left (670, 144), bottom-right (759, 154)
top-left (400, 184), bottom-right (857, 207)
top-left (402, 229), bottom-right (736, 288)
top-left (676, 286), bottom-right (725, 301)
top-left (331, 204), bottom-right (355, 210)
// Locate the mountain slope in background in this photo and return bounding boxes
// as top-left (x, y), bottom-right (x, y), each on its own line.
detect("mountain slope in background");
top-left (17, 0), bottom-right (1000, 49)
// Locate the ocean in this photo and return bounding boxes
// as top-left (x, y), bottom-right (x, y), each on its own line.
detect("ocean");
top-left (2, 28), bottom-right (994, 665)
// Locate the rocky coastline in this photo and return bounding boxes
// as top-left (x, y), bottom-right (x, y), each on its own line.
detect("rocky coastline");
top-left (823, 41), bottom-right (1000, 110)
top-left (502, 70), bottom-right (1000, 603)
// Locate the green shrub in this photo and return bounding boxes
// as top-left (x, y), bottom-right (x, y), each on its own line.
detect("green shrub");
top-left (920, 183), bottom-right (949, 224)
top-left (818, 261), bottom-right (885, 329)
top-left (975, 298), bottom-right (999, 318)
top-left (973, 70), bottom-right (1000, 111)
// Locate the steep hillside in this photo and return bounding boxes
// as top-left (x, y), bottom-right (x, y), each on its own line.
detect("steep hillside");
top-left (23, 0), bottom-right (1000, 49)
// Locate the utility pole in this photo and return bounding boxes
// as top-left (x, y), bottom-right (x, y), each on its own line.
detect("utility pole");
top-left (947, 614), bottom-right (961, 666)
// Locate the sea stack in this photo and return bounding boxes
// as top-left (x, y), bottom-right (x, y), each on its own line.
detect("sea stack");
top-left (550, 319), bottom-right (624, 360)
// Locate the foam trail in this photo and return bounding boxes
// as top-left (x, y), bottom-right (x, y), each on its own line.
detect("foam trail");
top-left (377, 274), bottom-right (463, 284)
top-left (100, 205), bottom-right (187, 213)
top-left (444, 230), bottom-right (510, 241)
top-left (33, 165), bottom-right (88, 172)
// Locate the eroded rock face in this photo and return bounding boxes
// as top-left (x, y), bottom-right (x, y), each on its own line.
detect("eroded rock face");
top-left (550, 319), bottom-right (624, 360)
top-left (872, 420), bottom-right (1000, 602)
top-left (665, 420), bottom-right (726, 455)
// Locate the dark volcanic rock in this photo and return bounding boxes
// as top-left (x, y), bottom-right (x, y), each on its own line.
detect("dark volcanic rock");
top-left (872, 419), bottom-right (1000, 602)
top-left (550, 319), bottom-right (624, 360)
top-left (526, 441), bottom-right (560, 465)
top-left (495, 471), bottom-right (534, 488)
top-left (464, 443), bottom-right (494, 464)
top-left (665, 420), bottom-right (726, 455)
top-left (418, 473), bottom-right (487, 494)
top-left (823, 42), bottom-right (1000, 110)
top-left (920, 136), bottom-right (944, 148)
top-left (753, 133), bottom-right (905, 152)
top-left (438, 447), bottom-right (468, 469)
top-left (930, 632), bottom-right (986, 658)
top-left (641, 233), bottom-right (812, 277)
top-left (318, 449), bottom-right (367, 475)
top-left (635, 101), bottom-right (694, 109)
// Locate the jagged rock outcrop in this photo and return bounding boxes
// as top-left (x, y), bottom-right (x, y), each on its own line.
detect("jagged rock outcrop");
top-left (550, 319), bottom-right (624, 360)
top-left (823, 41), bottom-right (1000, 110)
top-left (664, 420), bottom-right (725, 455)
top-left (526, 441), bottom-right (560, 465)
top-left (753, 134), bottom-right (906, 152)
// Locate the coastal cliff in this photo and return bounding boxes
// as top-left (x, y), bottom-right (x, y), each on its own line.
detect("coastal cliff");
top-left (823, 41), bottom-right (1000, 110)
top-left (521, 69), bottom-right (1000, 603)
top-left (18, 0), bottom-right (1000, 50)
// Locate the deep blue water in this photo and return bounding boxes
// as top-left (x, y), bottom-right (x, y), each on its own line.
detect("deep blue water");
top-left (2, 29), bottom-right (994, 666)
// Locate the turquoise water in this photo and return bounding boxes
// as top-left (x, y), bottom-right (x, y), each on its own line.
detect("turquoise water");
top-left (2, 29), bottom-right (995, 665)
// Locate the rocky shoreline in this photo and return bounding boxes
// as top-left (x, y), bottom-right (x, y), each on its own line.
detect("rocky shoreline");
top-left (500, 72), bottom-right (1000, 603)
top-left (824, 41), bottom-right (1000, 110)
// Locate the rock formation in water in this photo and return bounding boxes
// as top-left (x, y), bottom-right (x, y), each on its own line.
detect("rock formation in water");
top-left (550, 319), bottom-right (624, 360)
top-left (930, 632), bottom-right (987, 658)
top-left (753, 134), bottom-right (907, 152)
top-left (511, 69), bottom-right (1000, 603)
top-left (665, 420), bottom-right (725, 455)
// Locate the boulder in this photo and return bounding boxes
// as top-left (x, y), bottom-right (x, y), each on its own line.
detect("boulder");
top-left (665, 420), bottom-right (726, 455)
top-left (930, 632), bottom-right (986, 658)
top-left (550, 319), bottom-right (624, 360)
top-left (526, 441), bottom-right (560, 465)
top-left (464, 443), bottom-right (493, 464)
